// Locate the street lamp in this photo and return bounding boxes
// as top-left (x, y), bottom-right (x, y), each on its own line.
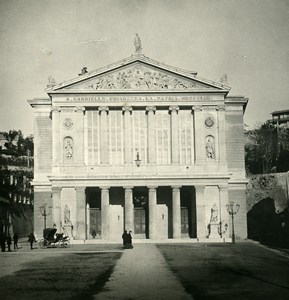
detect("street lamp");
top-left (226, 201), bottom-right (240, 243)
top-left (135, 151), bottom-right (141, 167)
top-left (39, 203), bottom-right (52, 229)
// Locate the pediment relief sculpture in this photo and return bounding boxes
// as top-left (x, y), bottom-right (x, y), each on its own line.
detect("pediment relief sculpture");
top-left (67, 65), bottom-right (213, 91)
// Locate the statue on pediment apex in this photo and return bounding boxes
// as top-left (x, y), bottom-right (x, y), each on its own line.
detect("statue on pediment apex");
top-left (134, 33), bottom-right (142, 54)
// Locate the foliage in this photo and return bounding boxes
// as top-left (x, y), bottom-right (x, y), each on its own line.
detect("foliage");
top-left (0, 130), bottom-right (33, 156)
top-left (245, 122), bottom-right (289, 174)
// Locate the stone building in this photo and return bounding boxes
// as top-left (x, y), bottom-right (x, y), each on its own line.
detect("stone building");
top-left (28, 53), bottom-right (248, 241)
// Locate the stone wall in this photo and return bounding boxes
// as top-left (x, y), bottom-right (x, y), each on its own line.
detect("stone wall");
top-left (246, 172), bottom-right (289, 213)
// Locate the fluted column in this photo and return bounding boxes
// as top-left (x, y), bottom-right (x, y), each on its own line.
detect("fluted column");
top-left (74, 106), bottom-right (85, 165)
top-left (52, 186), bottom-right (62, 231)
top-left (124, 187), bottom-right (134, 232)
top-left (146, 106), bottom-right (156, 164)
top-left (98, 106), bottom-right (109, 165)
top-left (192, 106), bottom-right (204, 164)
top-left (148, 186), bottom-right (157, 239)
top-left (51, 107), bottom-right (61, 166)
top-left (172, 186), bottom-right (181, 238)
top-left (195, 185), bottom-right (206, 239)
top-left (122, 106), bottom-right (133, 165)
top-left (101, 187), bottom-right (110, 240)
top-left (75, 186), bottom-right (86, 239)
top-left (219, 185), bottom-right (229, 238)
top-left (169, 106), bottom-right (180, 164)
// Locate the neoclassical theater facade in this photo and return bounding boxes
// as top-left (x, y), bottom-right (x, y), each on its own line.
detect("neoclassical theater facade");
top-left (28, 54), bottom-right (248, 241)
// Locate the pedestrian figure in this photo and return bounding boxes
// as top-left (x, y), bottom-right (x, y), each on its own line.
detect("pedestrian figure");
top-left (127, 231), bottom-right (133, 249)
top-left (28, 233), bottom-right (36, 250)
top-left (6, 234), bottom-right (12, 252)
top-left (0, 232), bottom-right (6, 252)
top-left (122, 230), bottom-right (128, 248)
top-left (92, 229), bottom-right (96, 238)
top-left (13, 232), bottom-right (19, 249)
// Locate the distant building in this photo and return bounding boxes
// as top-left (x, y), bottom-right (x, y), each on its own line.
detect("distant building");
top-left (28, 53), bottom-right (248, 242)
top-left (270, 109), bottom-right (289, 128)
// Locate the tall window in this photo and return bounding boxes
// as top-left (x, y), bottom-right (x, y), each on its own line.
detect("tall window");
top-left (108, 110), bottom-right (124, 165)
top-left (133, 110), bottom-right (147, 164)
top-left (87, 110), bottom-right (100, 165)
top-left (156, 110), bottom-right (171, 164)
top-left (179, 110), bottom-right (193, 164)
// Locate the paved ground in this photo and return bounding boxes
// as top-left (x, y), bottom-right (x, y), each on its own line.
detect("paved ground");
top-left (1, 239), bottom-right (289, 299)
top-left (94, 244), bottom-right (192, 300)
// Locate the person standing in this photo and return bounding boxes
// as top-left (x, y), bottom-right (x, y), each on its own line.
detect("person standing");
top-left (128, 231), bottom-right (133, 249)
top-left (6, 234), bottom-right (12, 252)
top-left (122, 230), bottom-right (128, 248)
top-left (28, 233), bottom-right (36, 250)
top-left (13, 233), bottom-right (19, 249)
top-left (0, 232), bottom-right (6, 252)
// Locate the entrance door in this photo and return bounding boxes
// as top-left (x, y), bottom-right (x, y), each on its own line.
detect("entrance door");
top-left (181, 207), bottom-right (189, 237)
top-left (134, 208), bottom-right (146, 239)
top-left (90, 208), bottom-right (101, 238)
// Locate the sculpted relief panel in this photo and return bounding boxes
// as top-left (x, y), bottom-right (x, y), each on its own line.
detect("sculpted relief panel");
top-left (68, 64), bottom-right (213, 91)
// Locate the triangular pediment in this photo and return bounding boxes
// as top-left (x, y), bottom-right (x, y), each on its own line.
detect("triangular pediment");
top-left (48, 55), bottom-right (229, 93)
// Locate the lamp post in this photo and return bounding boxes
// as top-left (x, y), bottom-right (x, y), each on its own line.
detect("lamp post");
top-left (39, 204), bottom-right (52, 230)
top-left (135, 151), bottom-right (141, 167)
top-left (226, 201), bottom-right (240, 243)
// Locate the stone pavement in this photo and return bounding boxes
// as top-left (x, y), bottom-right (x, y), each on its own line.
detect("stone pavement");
top-left (94, 243), bottom-right (193, 300)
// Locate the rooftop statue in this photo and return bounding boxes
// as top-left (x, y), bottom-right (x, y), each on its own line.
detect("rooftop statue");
top-left (134, 33), bottom-right (142, 54)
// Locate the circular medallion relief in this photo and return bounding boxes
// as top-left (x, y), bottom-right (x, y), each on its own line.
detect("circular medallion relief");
top-left (205, 116), bottom-right (214, 128)
top-left (63, 118), bottom-right (73, 129)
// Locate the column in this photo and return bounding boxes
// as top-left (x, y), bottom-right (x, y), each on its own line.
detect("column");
top-left (169, 106), bottom-right (180, 164)
top-left (51, 107), bottom-right (61, 166)
top-left (124, 187), bottom-right (134, 232)
top-left (74, 106), bottom-right (85, 165)
top-left (195, 185), bottom-right (206, 239)
top-left (101, 187), bottom-right (110, 240)
top-left (219, 185), bottom-right (229, 238)
top-left (216, 106), bottom-right (227, 164)
top-left (52, 186), bottom-right (62, 231)
top-left (98, 106), bottom-right (109, 165)
top-left (172, 186), bottom-right (181, 239)
top-left (122, 106), bottom-right (133, 165)
top-left (86, 203), bottom-right (90, 238)
top-left (148, 186), bottom-right (157, 239)
top-left (192, 106), bottom-right (204, 164)
top-left (75, 186), bottom-right (86, 240)
top-left (146, 106), bottom-right (156, 164)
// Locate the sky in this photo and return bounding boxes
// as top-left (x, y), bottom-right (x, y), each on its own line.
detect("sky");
top-left (0, 0), bottom-right (289, 136)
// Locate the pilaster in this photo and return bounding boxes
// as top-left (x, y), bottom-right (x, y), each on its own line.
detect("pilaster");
top-left (75, 186), bottom-right (86, 240)
top-left (192, 106), bottom-right (204, 164)
top-left (169, 106), bottom-right (180, 164)
top-left (195, 185), bottom-right (206, 239)
top-left (101, 187), bottom-right (110, 240)
top-left (51, 107), bottom-right (61, 166)
top-left (52, 186), bottom-right (62, 232)
top-left (124, 187), bottom-right (134, 232)
top-left (216, 105), bottom-right (227, 165)
top-left (148, 186), bottom-right (157, 239)
top-left (219, 184), bottom-right (229, 238)
top-left (74, 106), bottom-right (85, 165)
top-left (98, 106), bottom-right (109, 165)
top-left (172, 186), bottom-right (181, 238)
top-left (146, 106), bottom-right (156, 164)
top-left (122, 106), bottom-right (133, 165)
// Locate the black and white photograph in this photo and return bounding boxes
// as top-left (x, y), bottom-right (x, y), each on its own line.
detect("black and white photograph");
top-left (0, 0), bottom-right (289, 299)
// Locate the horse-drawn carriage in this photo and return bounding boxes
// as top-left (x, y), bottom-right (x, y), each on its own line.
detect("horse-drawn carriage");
top-left (38, 228), bottom-right (70, 248)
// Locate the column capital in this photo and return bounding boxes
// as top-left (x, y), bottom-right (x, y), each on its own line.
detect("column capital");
top-left (123, 186), bottom-right (133, 190)
top-left (52, 186), bottom-right (62, 193)
top-left (98, 106), bottom-right (109, 114)
top-left (169, 106), bottom-right (179, 114)
top-left (219, 184), bottom-right (229, 190)
top-left (148, 185), bottom-right (158, 190)
top-left (122, 106), bottom-right (133, 114)
top-left (192, 105), bottom-right (203, 112)
top-left (74, 106), bottom-right (85, 113)
top-left (146, 106), bottom-right (156, 114)
top-left (50, 106), bottom-right (61, 113)
top-left (75, 186), bottom-right (86, 193)
top-left (100, 186), bottom-right (110, 191)
top-left (171, 185), bottom-right (181, 190)
top-left (216, 105), bottom-right (226, 111)
top-left (195, 185), bottom-right (205, 192)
